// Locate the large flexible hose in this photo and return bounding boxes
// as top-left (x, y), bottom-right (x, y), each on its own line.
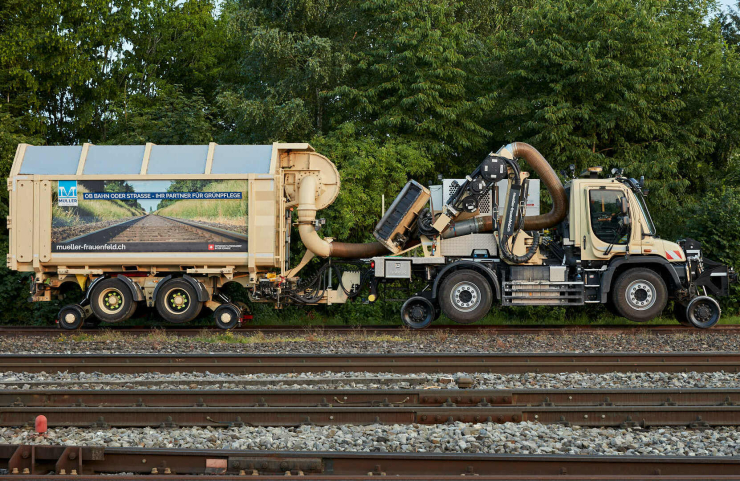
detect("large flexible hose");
top-left (502, 142), bottom-right (568, 231)
top-left (297, 176), bottom-right (390, 258)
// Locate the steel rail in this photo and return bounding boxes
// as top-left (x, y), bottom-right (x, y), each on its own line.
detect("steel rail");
top-left (2, 388), bottom-right (739, 409)
top-left (1, 352), bottom-right (739, 374)
top-left (2, 404), bottom-right (739, 428)
top-left (2, 324), bottom-right (740, 336)
top-left (2, 445), bottom-right (740, 479)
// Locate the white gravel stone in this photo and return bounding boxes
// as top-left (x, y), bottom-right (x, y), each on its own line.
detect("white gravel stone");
top-left (1, 422), bottom-right (738, 456)
top-left (1, 370), bottom-right (738, 390)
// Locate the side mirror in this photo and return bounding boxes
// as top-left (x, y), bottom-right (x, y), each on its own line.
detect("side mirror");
top-left (622, 215), bottom-right (631, 226)
top-left (620, 197), bottom-right (629, 214)
top-left (639, 175), bottom-right (645, 189)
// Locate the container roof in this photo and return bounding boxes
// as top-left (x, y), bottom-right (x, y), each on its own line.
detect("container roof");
top-left (17, 144), bottom-right (278, 176)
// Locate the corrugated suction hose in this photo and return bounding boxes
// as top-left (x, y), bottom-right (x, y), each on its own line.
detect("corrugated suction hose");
top-left (297, 176), bottom-right (390, 258)
top-left (503, 142), bottom-right (568, 230)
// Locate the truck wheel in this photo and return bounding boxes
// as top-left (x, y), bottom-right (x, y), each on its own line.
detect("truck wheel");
top-left (156, 278), bottom-right (203, 323)
top-left (439, 270), bottom-right (492, 324)
top-left (400, 296), bottom-right (435, 329)
top-left (90, 278), bottom-right (137, 323)
top-left (611, 268), bottom-right (667, 322)
top-left (685, 296), bottom-right (721, 329)
top-left (214, 303), bottom-right (241, 330)
top-left (58, 304), bottom-right (85, 330)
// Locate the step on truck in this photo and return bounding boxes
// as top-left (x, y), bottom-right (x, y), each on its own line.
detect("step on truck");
top-left (6, 142), bottom-right (735, 329)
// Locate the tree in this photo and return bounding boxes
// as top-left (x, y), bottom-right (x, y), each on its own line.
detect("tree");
top-left (489, 0), bottom-right (736, 236)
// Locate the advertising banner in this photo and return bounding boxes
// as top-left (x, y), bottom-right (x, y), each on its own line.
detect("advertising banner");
top-left (52, 180), bottom-right (248, 253)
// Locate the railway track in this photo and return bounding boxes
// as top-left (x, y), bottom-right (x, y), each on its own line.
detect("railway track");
top-left (2, 445), bottom-right (740, 479)
top-left (2, 324), bottom-right (740, 336)
top-left (2, 388), bottom-right (740, 428)
top-left (1, 352), bottom-right (739, 374)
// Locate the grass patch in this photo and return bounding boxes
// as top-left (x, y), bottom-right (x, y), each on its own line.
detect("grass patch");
top-left (53, 185), bottom-right (144, 226)
top-left (156, 180), bottom-right (247, 226)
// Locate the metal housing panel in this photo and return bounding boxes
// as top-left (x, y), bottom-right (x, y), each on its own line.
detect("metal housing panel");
top-left (384, 259), bottom-right (411, 278)
top-left (146, 145), bottom-right (209, 175)
top-left (20, 146), bottom-right (82, 175)
top-left (83, 146), bottom-right (145, 175)
top-left (16, 181), bottom-right (34, 262)
top-left (441, 233), bottom-right (498, 257)
top-left (211, 145), bottom-right (273, 174)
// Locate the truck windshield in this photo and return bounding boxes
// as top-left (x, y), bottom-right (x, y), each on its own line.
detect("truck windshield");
top-left (633, 190), bottom-right (656, 236)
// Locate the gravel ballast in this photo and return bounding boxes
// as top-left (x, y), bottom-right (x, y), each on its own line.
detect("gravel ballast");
top-left (1, 330), bottom-right (739, 355)
top-left (2, 370), bottom-right (739, 390)
top-left (2, 422), bottom-right (738, 456)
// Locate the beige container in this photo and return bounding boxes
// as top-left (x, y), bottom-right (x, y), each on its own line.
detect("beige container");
top-left (7, 142), bottom-right (339, 289)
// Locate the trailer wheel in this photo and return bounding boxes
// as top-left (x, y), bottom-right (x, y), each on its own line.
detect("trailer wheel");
top-left (90, 278), bottom-right (137, 323)
top-left (58, 304), bottom-right (85, 330)
top-left (611, 268), bottom-right (667, 322)
top-left (214, 303), bottom-right (242, 330)
top-left (400, 297), bottom-right (435, 329)
top-left (439, 270), bottom-right (492, 324)
top-left (156, 278), bottom-right (203, 323)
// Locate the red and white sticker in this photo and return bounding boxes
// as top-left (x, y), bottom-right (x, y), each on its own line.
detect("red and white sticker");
top-left (665, 250), bottom-right (683, 260)
top-left (208, 244), bottom-right (215, 251)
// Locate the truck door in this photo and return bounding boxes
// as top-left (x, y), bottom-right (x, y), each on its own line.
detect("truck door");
top-left (585, 187), bottom-right (632, 259)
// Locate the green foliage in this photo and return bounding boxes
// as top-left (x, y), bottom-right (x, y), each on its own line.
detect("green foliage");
top-left (684, 182), bottom-right (740, 312)
top-left (489, 0), bottom-right (737, 236)
top-left (1, 0), bottom-right (740, 326)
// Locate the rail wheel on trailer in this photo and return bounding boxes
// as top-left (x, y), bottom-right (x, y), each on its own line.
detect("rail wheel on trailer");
top-left (155, 278), bottom-right (203, 323)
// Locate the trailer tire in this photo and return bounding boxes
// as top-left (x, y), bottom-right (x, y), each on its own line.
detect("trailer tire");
top-left (156, 278), bottom-right (203, 323)
top-left (611, 268), bottom-right (667, 322)
top-left (439, 270), bottom-right (492, 324)
top-left (90, 278), bottom-right (138, 323)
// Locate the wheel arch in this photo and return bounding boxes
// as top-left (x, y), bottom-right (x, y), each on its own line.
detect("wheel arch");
top-left (431, 261), bottom-right (500, 300)
top-left (153, 274), bottom-right (210, 304)
top-left (601, 256), bottom-right (681, 303)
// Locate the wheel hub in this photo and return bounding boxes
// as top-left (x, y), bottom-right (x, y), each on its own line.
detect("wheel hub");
top-left (626, 280), bottom-right (655, 310)
top-left (64, 313), bottom-right (76, 324)
top-left (452, 282), bottom-right (479, 312)
top-left (168, 290), bottom-right (189, 310)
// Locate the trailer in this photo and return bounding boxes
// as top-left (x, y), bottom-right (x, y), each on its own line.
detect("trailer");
top-left (6, 142), bottom-right (736, 329)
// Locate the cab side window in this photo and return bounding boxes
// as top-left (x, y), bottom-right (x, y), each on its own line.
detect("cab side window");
top-left (589, 190), bottom-right (629, 245)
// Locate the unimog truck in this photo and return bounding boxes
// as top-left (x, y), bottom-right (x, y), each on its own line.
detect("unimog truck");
top-left (368, 142), bottom-right (736, 328)
top-left (6, 141), bottom-right (735, 329)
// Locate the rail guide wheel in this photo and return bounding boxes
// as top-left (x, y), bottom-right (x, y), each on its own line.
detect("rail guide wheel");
top-left (685, 296), bottom-right (721, 329)
top-left (58, 304), bottom-right (86, 330)
top-left (400, 296), bottom-right (436, 329)
top-left (214, 303), bottom-right (242, 330)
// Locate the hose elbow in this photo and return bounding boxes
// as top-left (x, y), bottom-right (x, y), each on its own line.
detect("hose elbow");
top-left (297, 176), bottom-right (333, 258)
top-left (499, 142), bottom-right (568, 231)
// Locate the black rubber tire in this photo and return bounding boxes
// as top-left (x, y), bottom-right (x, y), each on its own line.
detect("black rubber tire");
top-left (673, 302), bottom-right (691, 326)
top-left (400, 296), bottom-right (436, 329)
top-left (156, 278), bottom-right (203, 323)
top-left (58, 304), bottom-right (85, 330)
top-left (611, 268), bottom-right (668, 322)
top-left (439, 270), bottom-right (493, 324)
top-left (90, 278), bottom-right (137, 323)
top-left (214, 303), bottom-right (242, 330)
top-left (604, 299), bottom-right (622, 318)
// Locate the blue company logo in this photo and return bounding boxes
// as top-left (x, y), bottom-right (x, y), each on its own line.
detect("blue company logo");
top-left (58, 180), bottom-right (78, 206)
